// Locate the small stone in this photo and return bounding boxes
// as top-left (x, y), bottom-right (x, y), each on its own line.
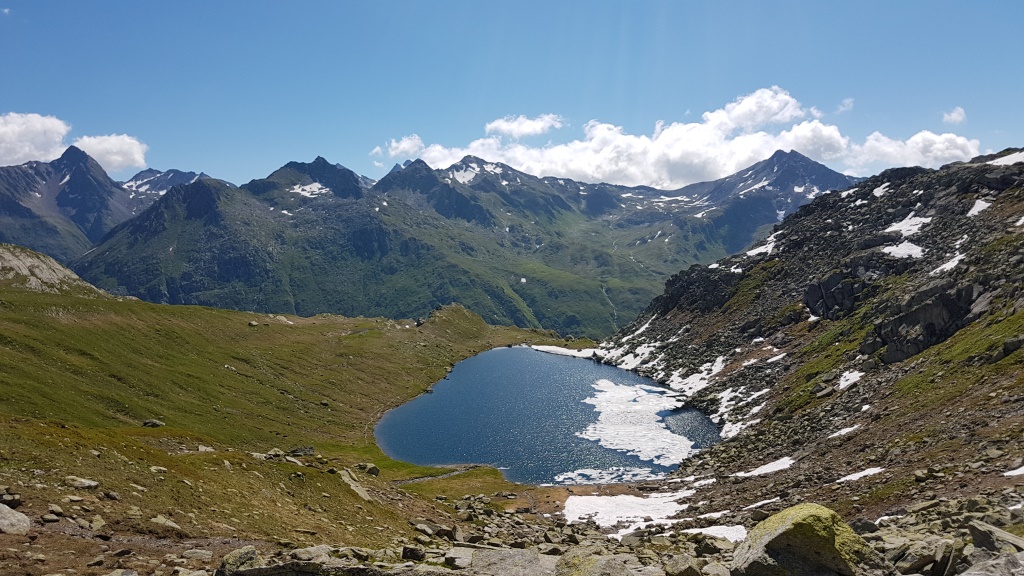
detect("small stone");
top-left (181, 549), bottom-right (214, 561)
top-left (86, 556), bottom-right (104, 567)
top-left (150, 515), bottom-right (181, 530)
top-left (402, 546), bottom-right (425, 561)
top-left (150, 466), bottom-right (168, 474)
top-left (65, 476), bottom-right (100, 489)
top-left (41, 514), bottom-right (60, 523)
top-left (142, 419), bottom-right (165, 428)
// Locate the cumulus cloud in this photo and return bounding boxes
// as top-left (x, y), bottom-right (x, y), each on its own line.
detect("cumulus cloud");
top-left (943, 106), bottom-right (966, 125)
top-left (837, 98), bottom-right (855, 114)
top-left (0, 111), bottom-right (147, 173)
top-left (485, 114), bottom-right (564, 138)
top-left (381, 87), bottom-right (980, 188)
top-left (845, 130), bottom-right (978, 171)
top-left (72, 134), bottom-right (148, 172)
top-left (387, 134), bottom-right (425, 157)
top-left (0, 112), bottom-right (71, 166)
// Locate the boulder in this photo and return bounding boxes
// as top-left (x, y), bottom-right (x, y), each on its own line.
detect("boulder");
top-left (214, 546), bottom-right (263, 576)
top-left (555, 548), bottom-right (662, 576)
top-left (142, 419), bottom-right (165, 427)
top-left (731, 503), bottom-right (897, 576)
top-left (473, 548), bottom-right (552, 576)
top-left (0, 503), bottom-right (31, 535)
top-left (960, 553), bottom-right (1024, 575)
top-left (289, 545), bottom-right (332, 562)
top-left (664, 556), bottom-right (706, 576)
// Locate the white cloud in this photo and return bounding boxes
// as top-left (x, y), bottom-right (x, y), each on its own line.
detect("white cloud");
top-left (369, 145), bottom-right (383, 156)
top-left (72, 134), bottom-right (148, 172)
top-left (387, 134), bottom-right (425, 157)
top-left (484, 114), bottom-right (564, 138)
top-left (0, 112), bottom-right (72, 166)
top-left (943, 106), bottom-right (966, 125)
top-left (1, 8), bottom-right (10, 15)
top-left (382, 87), bottom-right (980, 188)
top-left (845, 130), bottom-right (978, 171)
top-left (836, 98), bottom-right (854, 114)
top-left (0, 112), bottom-right (148, 173)
top-left (372, 160), bottom-right (385, 168)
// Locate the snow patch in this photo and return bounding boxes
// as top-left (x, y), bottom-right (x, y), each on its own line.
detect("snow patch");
top-left (1003, 464), bottom-right (1024, 477)
top-left (828, 424), bottom-right (861, 438)
top-left (837, 370), bottom-right (864, 390)
top-left (290, 182), bottom-right (331, 197)
top-left (742, 497), bottom-right (780, 510)
top-left (562, 489), bottom-right (694, 536)
top-left (680, 525), bottom-right (747, 543)
top-left (666, 356), bottom-right (728, 397)
top-left (451, 167), bottom-right (478, 184)
top-left (732, 456), bottom-right (795, 477)
top-left (872, 183), bottom-right (890, 197)
top-left (554, 467), bottom-right (666, 485)
top-left (987, 151), bottom-right (1024, 166)
top-left (577, 379), bottom-right (698, 467)
top-left (882, 241), bottom-right (924, 259)
top-left (836, 467), bottom-right (885, 483)
top-left (621, 316), bottom-right (656, 342)
top-left (930, 253), bottom-right (965, 275)
top-left (967, 199), bottom-right (991, 217)
top-left (884, 213), bottom-right (932, 237)
top-left (531, 345), bottom-right (598, 359)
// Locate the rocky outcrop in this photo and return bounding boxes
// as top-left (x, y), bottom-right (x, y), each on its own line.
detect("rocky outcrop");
top-left (731, 503), bottom-right (895, 575)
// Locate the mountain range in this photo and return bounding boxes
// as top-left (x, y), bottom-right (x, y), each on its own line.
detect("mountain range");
top-left (1, 149), bottom-right (1023, 576)
top-left (57, 149), bottom-right (856, 338)
top-left (0, 146), bottom-right (859, 338)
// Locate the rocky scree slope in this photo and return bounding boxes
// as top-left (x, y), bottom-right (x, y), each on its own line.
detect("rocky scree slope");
top-left (73, 151), bottom-right (857, 339)
top-left (598, 149), bottom-right (1024, 522)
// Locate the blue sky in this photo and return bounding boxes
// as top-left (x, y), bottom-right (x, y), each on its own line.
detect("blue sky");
top-left (1, 1), bottom-right (1020, 188)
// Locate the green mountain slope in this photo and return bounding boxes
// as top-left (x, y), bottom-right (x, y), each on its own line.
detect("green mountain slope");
top-left (73, 151), bottom-right (857, 339)
top-left (0, 243), bottom-right (560, 548)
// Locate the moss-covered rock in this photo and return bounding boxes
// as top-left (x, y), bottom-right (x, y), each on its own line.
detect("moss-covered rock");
top-left (731, 503), bottom-right (896, 576)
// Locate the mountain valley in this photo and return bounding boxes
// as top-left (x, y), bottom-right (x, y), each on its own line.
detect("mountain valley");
top-left (1, 150), bottom-right (1023, 576)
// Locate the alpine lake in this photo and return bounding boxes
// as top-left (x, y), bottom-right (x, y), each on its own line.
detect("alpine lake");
top-left (374, 346), bottom-right (721, 485)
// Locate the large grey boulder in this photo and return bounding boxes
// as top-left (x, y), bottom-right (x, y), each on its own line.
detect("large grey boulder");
top-left (960, 553), bottom-right (1024, 576)
top-left (731, 503), bottom-right (897, 576)
top-left (0, 503), bottom-right (31, 535)
top-left (472, 548), bottom-right (556, 576)
top-left (555, 547), bottom-right (664, 576)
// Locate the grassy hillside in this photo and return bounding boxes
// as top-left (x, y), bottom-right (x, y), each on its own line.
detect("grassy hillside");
top-left (0, 265), bottom-right (569, 548)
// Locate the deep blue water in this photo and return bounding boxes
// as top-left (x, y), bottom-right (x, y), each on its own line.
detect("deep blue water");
top-left (374, 346), bottom-right (720, 485)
